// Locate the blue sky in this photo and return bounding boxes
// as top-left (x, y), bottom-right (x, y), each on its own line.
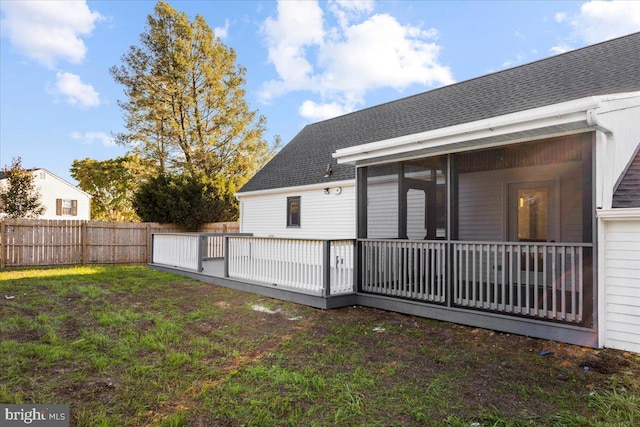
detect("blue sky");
top-left (1, 0), bottom-right (639, 184)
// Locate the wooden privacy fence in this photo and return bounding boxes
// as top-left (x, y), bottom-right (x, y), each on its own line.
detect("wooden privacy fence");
top-left (0, 219), bottom-right (239, 268)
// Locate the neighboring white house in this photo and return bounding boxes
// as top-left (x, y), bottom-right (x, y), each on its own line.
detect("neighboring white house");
top-left (232, 32), bottom-right (640, 352)
top-left (0, 168), bottom-right (91, 220)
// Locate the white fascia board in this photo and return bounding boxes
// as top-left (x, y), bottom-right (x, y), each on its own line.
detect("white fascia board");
top-left (597, 208), bottom-right (640, 221)
top-left (235, 179), bottom-right (355, 199)
top-left (333, 96), bottom-right (609, 165)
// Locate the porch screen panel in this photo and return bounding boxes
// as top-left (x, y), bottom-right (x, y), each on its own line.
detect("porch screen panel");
top-left (404, 158), bottom-right (446, 240)
top-left (367, 165), bottom-right (399, 238)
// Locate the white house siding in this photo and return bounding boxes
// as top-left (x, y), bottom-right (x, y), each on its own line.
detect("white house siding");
top-left (238, 182), bottom-right (356, 239)
top-left (35, 170), bottom-right (91, 220)
top-left (599, 211), bottom-right (640, 353)
top-left (593, 97), bottom-right (640, 351)
top-left (458, 161), bottom-right (583, 242)
top-left (595, 99), bottom-right (640, 210)
top-left (0, 169), bottom-right (91, 220)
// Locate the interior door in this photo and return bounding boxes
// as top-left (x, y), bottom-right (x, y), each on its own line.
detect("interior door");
top-left (508, 181), bottom-right (558, 243)
top-left (508, 181), bottom-right (558, 287)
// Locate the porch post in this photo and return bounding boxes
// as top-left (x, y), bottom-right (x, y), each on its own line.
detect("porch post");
top-left (583, 132), bottom-right (596, 328)
top-left (197, 235), bottom-right (205, 272)
top-left (398, 163), bottom-right (407, 239)
top-left (448, 153), bottom-right (459, 241)
top-left (356, 166), bottom-right (368, 293)
top-left (446, 154), bottom-right (459, 308)
top-left (224, 236), bottom-right (230, 278)
top-left (357, 167), bottom-right (367, 239)
top-left (322, 240), bottom-right (331, 297)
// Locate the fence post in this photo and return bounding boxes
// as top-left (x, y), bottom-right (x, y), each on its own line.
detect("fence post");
top-left (149, 233), bottom-right (154, 264)
top-left (145, 223), bottom-right (151, 263)
top-left (322, 240), bottom-right (331, 297)
top-left (81, 222), bottom-right (88, 265)
top-left (0, 221), bottom-right (5, 270)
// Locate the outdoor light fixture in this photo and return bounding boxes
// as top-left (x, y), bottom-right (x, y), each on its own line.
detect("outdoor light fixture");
top-left (324, 163), bottom-right (332, 177)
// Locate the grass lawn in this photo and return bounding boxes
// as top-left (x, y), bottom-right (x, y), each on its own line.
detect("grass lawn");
top-left (1, 265), bottom-right (639, 426)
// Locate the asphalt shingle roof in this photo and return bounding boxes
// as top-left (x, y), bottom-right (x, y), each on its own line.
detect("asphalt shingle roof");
top-left (240, 32), bottom-right (640, 193)
top-left (613, 144), bottom-right (640, 208)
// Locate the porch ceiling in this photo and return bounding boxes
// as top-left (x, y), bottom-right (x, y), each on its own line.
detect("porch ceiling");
top-left (345, 120), bottom-right (591, 166)
top-left (333, 93), bottom-right (638, 166)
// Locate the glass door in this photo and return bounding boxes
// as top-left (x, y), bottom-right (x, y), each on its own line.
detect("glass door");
top-left (508, 182), bottom-right (558, 243)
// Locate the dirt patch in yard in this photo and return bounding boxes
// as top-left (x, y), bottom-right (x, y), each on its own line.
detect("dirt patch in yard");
top-left (2, 267), bottom-right (639, 426)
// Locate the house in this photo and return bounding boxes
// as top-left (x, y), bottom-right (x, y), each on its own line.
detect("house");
top-left (0, 168), bottom-right (91, 220)
top-left (152, 32), bottom-right (640, 353)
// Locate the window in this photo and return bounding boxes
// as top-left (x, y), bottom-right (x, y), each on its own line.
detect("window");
top-left (56, 199), bottom-right (77, 216)
top-left (287, 196), bottom-right (300, 227)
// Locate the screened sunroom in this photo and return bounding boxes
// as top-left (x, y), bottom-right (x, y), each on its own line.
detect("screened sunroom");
top-left (352, 132), bottom-right (595, 339)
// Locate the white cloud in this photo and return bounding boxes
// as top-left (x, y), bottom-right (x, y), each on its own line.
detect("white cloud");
top-left (550, 45), bottom-right (572, 55)
top-left (572, 0), bottom-right (640, 43)
top-left (328, 0), bottom-right (374, 28)
top-left (52, 72), bottom-right (100, 108)
top-left (214, 19), bottom-right (231, 39)
top-left (71, 131), bottom-right (115, 147)
top-left (261, 0), bottom-right (324, 100)
top-left (260, 0), bottom-right (453, 122)
top-left (552, 0), bottom-right (640, 53)
top-left (299, 100), bottom-right (354, 123)
top-left (320, 14), bottom-right (448, 93)
top-left (0, 1), bottom-right (102, 68)
top-left (502, 52), bottom-right (526, 68)
top-left (554, 12), bottom-right (567, 23)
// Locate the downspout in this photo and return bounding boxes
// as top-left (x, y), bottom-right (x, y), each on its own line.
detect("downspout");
top-left (587, 108), bottom-right (615, 209)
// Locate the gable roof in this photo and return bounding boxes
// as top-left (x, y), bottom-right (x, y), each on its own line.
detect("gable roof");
top-left (0, 168), bottom-right (41, 181)
top-left (240, 32), bottom-right (640, 194)
top-left (0, 168), bottom-right (91, 198)
top-left (612, 144), bottom-right (640, 208)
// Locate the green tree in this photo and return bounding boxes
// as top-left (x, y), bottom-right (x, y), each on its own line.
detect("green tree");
top-left (70, 156), bottom-right (142, 222)
top-left (110, 1), bottom-right (278, 187)
top-left (0, 157), bottom-right (46, 218)
top-left (134, 172), bottom-right (237, 230)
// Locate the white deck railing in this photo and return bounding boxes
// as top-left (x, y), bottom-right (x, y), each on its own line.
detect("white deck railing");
top-left (360, 239), bottom-right (447, 303)
top-left (330, 240), bottom-right (355, 294)
top-left (152, 233), bottom-right (202, 271)
top-left (359, 239), bottom-right (590, 324)
top-left (226, 237), bottom-right (354, 295)
top-left (453, 242), bottom-right (589, 323)
top-left (203, 234), bottom-right (225, 259)
top-left (153, 233), bottom-right (590, 325)
top-left (151, 233), bottom-right (249, 272)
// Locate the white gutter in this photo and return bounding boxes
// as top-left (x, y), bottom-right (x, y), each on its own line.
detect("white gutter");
top-left (235, 179), bottom-right (354, 198)
top-left (597, 207), bottom-right (640, 220)
top-left (333, 93), bottom-right (637, 165)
